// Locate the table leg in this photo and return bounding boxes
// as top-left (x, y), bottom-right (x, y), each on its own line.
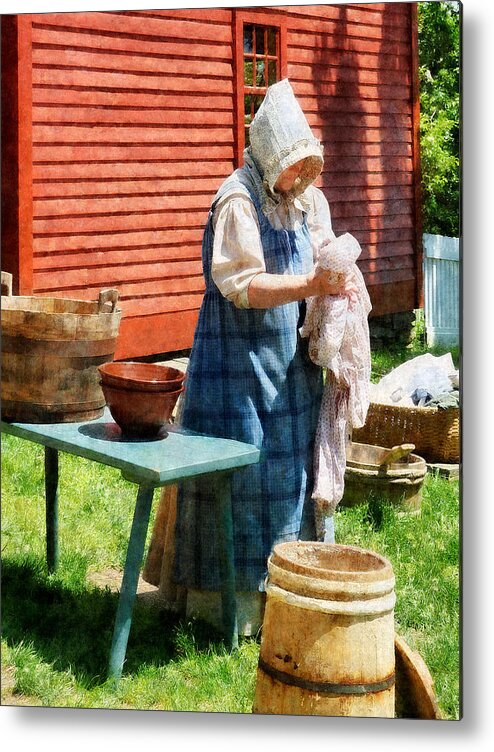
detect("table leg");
top-left (44, 446), bottom-right (59, 573)
top-left (213, 472), bottom-right (238, 651)
top-left (108, 483), bottom-right (155, 681)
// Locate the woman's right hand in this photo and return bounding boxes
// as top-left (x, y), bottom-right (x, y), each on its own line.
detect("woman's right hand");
top-left (306, 267), bottom-right (358, 298)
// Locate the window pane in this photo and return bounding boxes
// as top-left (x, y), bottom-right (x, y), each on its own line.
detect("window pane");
top-left (256, 27), bottom-right (265, 55)
top-left (256, 60), bottom-right (265, 86)
top-left (244, 59), bottom-right (253, 86)
top-left (244, 25), bottom-right (253, 54)
top-left (254, 95), bottom-right (264, 114)
top-left (245, 95), bottom-right (253, 125)
top-left (268, 28), bottom-right (277, 55)
top-left (268, 60), bottom-right (277, 86)
top-left (245, 126), bottom-right (250, 147)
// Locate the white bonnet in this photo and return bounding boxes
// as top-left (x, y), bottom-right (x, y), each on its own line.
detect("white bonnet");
top-left (247, 79), bottom-right (324, 198)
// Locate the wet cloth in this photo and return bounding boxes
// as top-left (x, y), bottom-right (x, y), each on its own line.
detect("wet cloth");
top-left (173, 175), bottom-right (323, 592)
top-left (300, 232), bottom-right (372, 516)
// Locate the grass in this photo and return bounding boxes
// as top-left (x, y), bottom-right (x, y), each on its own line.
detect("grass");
top-left (1, 340), bottom-right (460, 718)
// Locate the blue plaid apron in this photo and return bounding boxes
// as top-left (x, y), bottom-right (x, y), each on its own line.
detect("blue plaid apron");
top-left (173, 178), bottom-right (323, 591)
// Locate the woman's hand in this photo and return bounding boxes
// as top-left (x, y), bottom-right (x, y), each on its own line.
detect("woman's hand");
top-left (247, 268), bottom-right (358, 309)
top-left (306, 267), bottom-right (358, 298)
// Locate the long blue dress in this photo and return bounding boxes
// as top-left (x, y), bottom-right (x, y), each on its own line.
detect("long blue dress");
top-left (173, 173), bottom-right (324, 593)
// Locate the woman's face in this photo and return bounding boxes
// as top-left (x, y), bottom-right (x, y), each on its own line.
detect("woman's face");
top-left (274, 159), bottom-right (306, 193)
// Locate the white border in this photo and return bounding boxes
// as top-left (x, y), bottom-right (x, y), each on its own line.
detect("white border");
top-left (2, 0), bottom-right (492, 748)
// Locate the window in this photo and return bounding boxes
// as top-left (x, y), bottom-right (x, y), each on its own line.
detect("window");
top-left (234, 13), bottom-right (286, 164)
top-left (242, 24), bottom-right (280, 148)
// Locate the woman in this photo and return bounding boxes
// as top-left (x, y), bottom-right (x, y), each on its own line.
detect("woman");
top-left (171, 80), bottom-right (356, 634)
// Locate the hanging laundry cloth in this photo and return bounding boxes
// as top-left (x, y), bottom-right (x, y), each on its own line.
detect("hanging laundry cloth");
top-left (300, 232), bottom-right (372, 522)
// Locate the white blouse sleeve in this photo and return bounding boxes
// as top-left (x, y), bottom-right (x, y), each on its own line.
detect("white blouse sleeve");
top-left (211, 194), bottom-right (266, 309)
top-left (306, 187), bottom-right (337, 260)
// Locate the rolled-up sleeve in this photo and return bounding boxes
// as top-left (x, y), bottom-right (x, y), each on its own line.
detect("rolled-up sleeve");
top-left (211, 194), bottom-right (266, 309)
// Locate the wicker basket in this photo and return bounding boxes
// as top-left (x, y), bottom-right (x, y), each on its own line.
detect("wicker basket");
top-left (353, 402), bottom-right (460, 464)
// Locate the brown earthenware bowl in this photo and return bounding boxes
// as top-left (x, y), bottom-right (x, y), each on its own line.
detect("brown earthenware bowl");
top-left (98, 361), bottom-right (185, 392)
top-left (98, 362), bottom-right (186, 438)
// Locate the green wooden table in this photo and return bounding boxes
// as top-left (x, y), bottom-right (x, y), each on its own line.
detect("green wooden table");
top-left (1, 410), bottom-right (260, 680)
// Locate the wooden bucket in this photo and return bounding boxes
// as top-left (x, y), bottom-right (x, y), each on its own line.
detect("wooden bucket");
top-left (342, 442), bottom-right (427, 513)
top-left (1, 272), bottom-right (122, 423)
top-left (253, 542), bottom-right (396, 718)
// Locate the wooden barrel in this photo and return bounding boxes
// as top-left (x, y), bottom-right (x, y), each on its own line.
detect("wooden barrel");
top-left (341, 442), bottom-right (427, 513)
top-left (253, 542), bottom-right (396, 718)
top-left (1, 272), bottom-right (121, 423)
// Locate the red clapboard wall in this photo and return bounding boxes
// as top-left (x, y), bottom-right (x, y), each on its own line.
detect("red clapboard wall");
top-left (1, 4), bottom-right (422, 360)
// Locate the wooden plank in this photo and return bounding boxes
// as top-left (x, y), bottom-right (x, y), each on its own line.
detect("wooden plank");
top-left (33, 208), bottom-right (210, 235)
top-left (34, 192), bottom-right (212, 217)
top-left (129, 8), bottom-right (232, 24)
top-left (32, 144), bottom-right (234, 163)
top-left (288, 62), bottom-right (411, 87)
top-left (34, 260), bottom-right (204, 291)
top-left (32, 160), bottom-right (233, 180)
top-left (321, 156), bottom-right (413, 173)
top-left (33, 106), bottom-right (234, 127)
top-left (292, 79), bottom-right (411, 101)
top-left (32, 47), bottom-right (233, 79)
top-left (319, 171), bottom-right (413, 189)
top-left (32, 25), bottom-right (232, 61)
top-left (34, 275), bottom-right (205, 299)
top-left (330, 199), bottom-right (413, 220)
top-left (359, 255), bottom-right (415, 274)
top-left (29, 13), bottom-right (232, 44)
top-left (32, 175), bottom-right (222, 198)
top-left (320, 142), bottom-right (412, 158)
top-left (343, 227), bottom-right (415, 247)
top-left (33, 227), bottom-right (205, 253)
top-left (297, 95), bottom-right (412, 116)
top-left (32, 87), bottom-right (233, 111)
top-left (277, 4), bottom-right (410, 29)
top-left (32, 124), bottom-right (234, 146)
top-left (281, 10), bottom-right (411, 42)
top-left (31, 67), bottom-right (234, 94)
top-left (324, 185), bottom-right (414, 203)
top-left (360, 267), bottom-right (415, 286)
top-left (332, 213), bottom-right (414, 233)
top-left (306, 111), bottom-right (412, 130)
top-left (118, 292), bottom-right (204, 318)
top-left (357, 240), bottom-right (415, 261)
top-left (115, 308), bottom-right (199, 359)
top-left (33, 243), bottom-right (202, 269)
top-left (288, 29), bottom-right (410, 58)
top-left (312, 126), bottom-right (412, 145)
top-left (289, 44), bottom-right (411, 71)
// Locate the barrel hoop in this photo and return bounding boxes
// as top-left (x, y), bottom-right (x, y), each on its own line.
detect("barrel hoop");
top-left (267, 583), bottom-right (396, 616)
top-left (258, 657), bottom-right (395, 695)
top-left (2, 334), bottom-right (118, 357)
top-left (267, 561), bottom-right (395, 601)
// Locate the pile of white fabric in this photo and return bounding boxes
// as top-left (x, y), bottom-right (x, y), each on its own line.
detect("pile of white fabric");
top-left (300, 232), bottom-right (372, 520)
top-left (370, 352), bottom-right (459, 408)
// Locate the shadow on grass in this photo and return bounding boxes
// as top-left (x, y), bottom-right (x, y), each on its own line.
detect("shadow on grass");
top-left (1, 555), bottom-right (225, 687)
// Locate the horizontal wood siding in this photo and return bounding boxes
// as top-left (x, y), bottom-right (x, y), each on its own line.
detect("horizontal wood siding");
top-left (282, 2), bottom-right (417, 314)
top-left (29, 9), bottom-right (235, 357)
top-left (9, 4), bottom-right (418, 358)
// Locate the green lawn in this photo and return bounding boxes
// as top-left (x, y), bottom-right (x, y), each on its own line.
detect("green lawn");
top-left (1, 342), bottom-right (461, 718)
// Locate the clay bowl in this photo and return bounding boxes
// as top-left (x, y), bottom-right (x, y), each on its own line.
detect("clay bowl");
top-left (98, 361), bottom-right (185, 392)
top-left (98, 362), bottom-right (186, 438)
